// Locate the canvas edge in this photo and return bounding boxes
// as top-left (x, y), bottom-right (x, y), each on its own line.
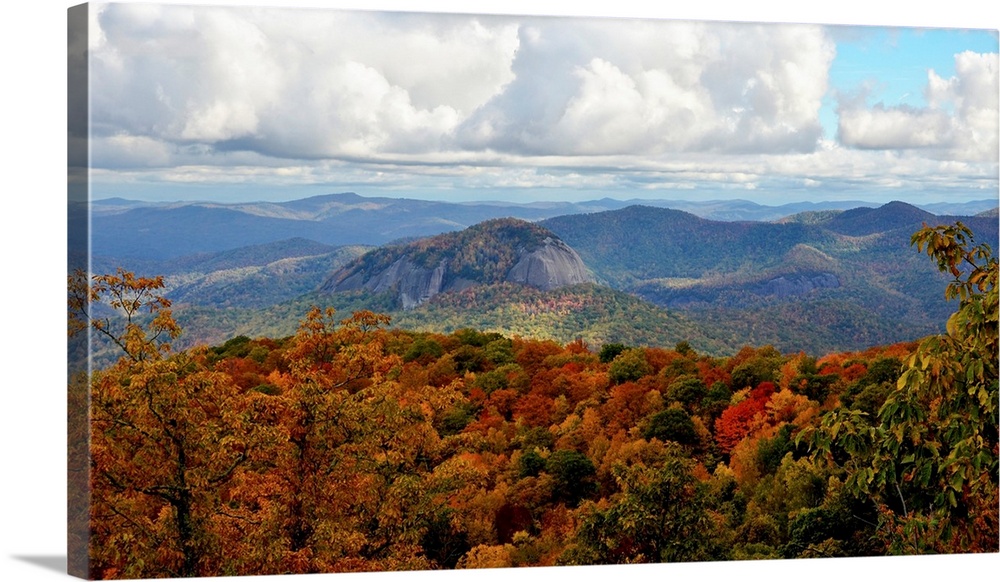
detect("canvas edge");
top-left (68, 3), bottom-right (92, 580)
top-left (57, 3), bottom-right (1000, 581)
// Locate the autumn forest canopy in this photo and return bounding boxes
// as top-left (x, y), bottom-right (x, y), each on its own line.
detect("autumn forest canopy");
top-left (68, 222), bottom-right (998, 579)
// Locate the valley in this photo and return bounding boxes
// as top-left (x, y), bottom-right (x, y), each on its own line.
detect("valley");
top-left (88, 192), bottom-right (1000, 361)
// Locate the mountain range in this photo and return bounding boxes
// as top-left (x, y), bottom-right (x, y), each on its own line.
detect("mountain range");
top-left (86, 192), bottom-right (999, 358)
top-left (89, 192), bottom-right (998, 260)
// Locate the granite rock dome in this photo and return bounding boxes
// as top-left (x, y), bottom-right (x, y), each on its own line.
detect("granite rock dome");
top-left (320, 218), bottom-right (592, 309)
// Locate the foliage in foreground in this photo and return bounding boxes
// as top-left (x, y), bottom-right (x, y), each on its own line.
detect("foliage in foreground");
top-left (801, 222), bottom-right (998, 553)
top-left (68, 222), bottom-right (998, 578)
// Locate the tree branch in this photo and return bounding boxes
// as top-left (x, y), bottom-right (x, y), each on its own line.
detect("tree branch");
top-left (895, 479), bottom-right (909, 518)
top-left (208, 451), bottom-right (248, 485)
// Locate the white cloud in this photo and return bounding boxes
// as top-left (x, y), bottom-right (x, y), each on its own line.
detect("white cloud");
top-left (91, 135), bottom-right (175, 169)
top-left (838, 50), bottom-right (998, 162)
top-left (456, 20), bottom-right (834, 156)
top-left (89, 4), bottom-right (519, 163)
top-left (93, 7), bottom-right (836, 163)
top-left (838, 106), bottom-right (954, 149)
top-left (85, 4), bottom-right (995, 202)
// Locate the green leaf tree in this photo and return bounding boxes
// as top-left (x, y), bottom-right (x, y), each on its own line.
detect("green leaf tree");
top-left (643, 408), bottom-right (698, 447)
top-left (803, 222), bottom-right (998, 553)
top-left (566, 448), bottom-right (711, 564)
top-left (608, 348), bottom-right (652, 384)
top-left (545, 449), bottom-right (597, 506)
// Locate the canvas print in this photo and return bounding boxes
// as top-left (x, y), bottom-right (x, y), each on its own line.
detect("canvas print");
top-left (67, 2), bottom-right (999, 580)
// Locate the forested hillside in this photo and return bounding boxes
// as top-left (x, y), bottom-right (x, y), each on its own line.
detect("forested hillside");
top-left (92, 239), bottom-right (371, 310)
top-left (88, 197), bottom-right (998, 358)
top-left (541, 202), bottom-right (1000, 352)
top-left (390, 283), bottom-right (735, 354)
top-left (69, 222), bottom-right (998, 579)
top-left (88, 192), bottom-right (999, 261)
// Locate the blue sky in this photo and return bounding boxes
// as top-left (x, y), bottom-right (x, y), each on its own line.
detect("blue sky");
top-left (77, 1), bottom-right (999, 206)
top-left (821, 27), bottom-right (999, 137)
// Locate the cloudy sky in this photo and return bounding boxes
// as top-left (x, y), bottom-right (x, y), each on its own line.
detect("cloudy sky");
top-left (77, 1), bottom-right (999, 205)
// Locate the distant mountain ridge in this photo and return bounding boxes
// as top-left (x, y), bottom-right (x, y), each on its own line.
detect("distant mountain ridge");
top-left (537, 200), bottom-right (998, 351)
top-left (824, 200), bottom-right (938, 236)
top-left (89, 193), bottom-right (1000, 356)
top-left (90, 192), bottom-right (998, 260)
top-left (541, 205), bottom-right (831, 286)
top-left (93, 238), bottom-right (370, 310)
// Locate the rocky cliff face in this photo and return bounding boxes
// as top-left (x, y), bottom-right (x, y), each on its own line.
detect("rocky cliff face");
top-left (507, 237), bottom-right (591, 290)
top-left (320, 220), bottom-right (593, 309)
top-left (757, 272), bottom-right (840, 298)
top-left (325, 256), bottom-right (463, 309)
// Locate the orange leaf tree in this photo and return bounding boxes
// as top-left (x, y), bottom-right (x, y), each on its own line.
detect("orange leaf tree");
top-left (71, 270), bottom-right (261, 578)
top-left (262, 307), bottom-right (454, 573)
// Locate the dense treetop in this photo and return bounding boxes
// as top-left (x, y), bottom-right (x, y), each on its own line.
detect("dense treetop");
top-left (69, 222), bottom-right (998, 578)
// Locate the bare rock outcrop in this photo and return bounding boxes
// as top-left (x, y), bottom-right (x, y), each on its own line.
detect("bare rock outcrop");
top-left (320, 220), bottom-right (593, 309)
top-left (758, 272), bottom-right (840, 298)
top-left (507, 237), bottom-right (591, 291)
